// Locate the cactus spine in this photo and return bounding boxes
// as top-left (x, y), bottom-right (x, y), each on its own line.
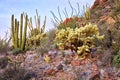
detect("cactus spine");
top-left (11, 13), bottom-right (28, 51)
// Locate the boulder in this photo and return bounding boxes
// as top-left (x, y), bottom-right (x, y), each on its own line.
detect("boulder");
top-left (91, 0), bottom-right (108, 9)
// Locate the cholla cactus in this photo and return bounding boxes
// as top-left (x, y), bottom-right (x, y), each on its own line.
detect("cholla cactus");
top-left (55, 23), bottom-right (104, 59)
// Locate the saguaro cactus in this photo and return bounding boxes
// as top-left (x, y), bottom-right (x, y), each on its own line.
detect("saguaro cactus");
top-left (11, 13), bottom-right (28, 51)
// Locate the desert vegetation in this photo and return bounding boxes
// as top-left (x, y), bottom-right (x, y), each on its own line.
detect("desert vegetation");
top-left (0, 0), bottom-right (120, 80)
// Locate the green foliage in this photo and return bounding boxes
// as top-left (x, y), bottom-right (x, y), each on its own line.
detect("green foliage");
top-left (12, 48), bottom-right (22, 55)
top-left (55, 23), bottom-right (104, 58)
top-left (27, 9), bottom-right (46, 47)
top-left (113, 50), bottom-right (120, 68)
top-left (111, 29), bottom-right (120, 52)
top-left (11, 13), bottom-right (28, 51)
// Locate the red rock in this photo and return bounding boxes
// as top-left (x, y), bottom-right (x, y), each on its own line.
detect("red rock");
top-left (43, 69), bottom-right (56, 75)
top-left (71, 60), bottom-right (81, 66)
top-left (91, 0), bottom-right (108, 9)
top-left (88, 71), bottom-right (100, 80)
top-left (52, 57), bottom-right (62, 65)
top-left (100, 16), bottom-right (115, 25)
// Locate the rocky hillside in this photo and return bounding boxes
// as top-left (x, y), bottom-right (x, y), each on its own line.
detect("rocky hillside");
top-left (89, 0), bottom-right (120, 66)
top-left (0, 0), bottom-right (120, 80)
top-left (90, 0), bottom-right (119, 26)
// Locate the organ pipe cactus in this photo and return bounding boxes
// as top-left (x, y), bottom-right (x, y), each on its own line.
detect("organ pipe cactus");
top-left (11, 13), bottom-right (28, 51)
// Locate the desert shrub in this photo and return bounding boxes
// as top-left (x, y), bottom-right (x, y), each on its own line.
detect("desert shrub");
top-left (114, 0), bottom-right (120, 12)
top-left (55, 23), bottom-right (104, 59)
top-left (113, 50), bottom-right (120, 68)
top-left (0, 66), bottom-right (37, 80)
top-left (96, 22), bottom-right (120, 51)
top-left (37, 29), bottom-right (57, 56)
top-left (0, 56), bottom-right (37, 80)
top-left (0, 35), bottom-right (11, 54)
top-left (27, 10), bottom-right (46, 47)
top-left (111, 29), bottom-right (120, 53)
top-left (51, 0), bottom-right (91, 29)
top-left (0, 57), bottom-right (9, 69)
top-left (101, 25), bottom-right (120, 52)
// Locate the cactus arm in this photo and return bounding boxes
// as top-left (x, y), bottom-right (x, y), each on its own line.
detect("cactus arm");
top-left (21, 14), bottom-right (28, 50)
top-left (11, 15), bottom-right (16, 48)
top-left (16, 21), bottom-right (19, 47)
top-left (30, 17), bottom-right (33, 30)
top-left (41, 16), bottom-right (46, 33)
top-left (36, 9), bottom-right (40, 30)
top-left (20, 13), bottom-right (23, 48)
top-left (37, 16), bottom-right (40, 31)
top-left (28, 17), bottom-right (33, 31)
top-left (14, 19), bottom-right (18, 48)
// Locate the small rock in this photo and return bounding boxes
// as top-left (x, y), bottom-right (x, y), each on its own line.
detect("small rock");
top-left (0, 57), bottom-right (9, 69)
top-left (43, 68), bottom-right (56, 75)
top-left (89, 71), bottom-right (100, 80)
top-left (97, 60), bottom-right (103, 67)
top-left (40, 63), bottom-right (50, 70)
top-left (56, 63), bottom-right (63, 71)
top-left (116, 72), bottom-right (120, 77)
top-left (63, 65), bottom-right (73, 72)
top-left (64, 49), bottom-right (74, 56)
top-left (105, 5), bottom-right (111, 9)
top-left (24, 71), bottom-right (37, 80)
top-left (48, 50), bottom-right (57, 56)
top-left (106, 17), bottom-right (115, 25)
top-left (71, 60), bottom-right (81, 66)
top-left (30, 78), bottom-right (36, 80)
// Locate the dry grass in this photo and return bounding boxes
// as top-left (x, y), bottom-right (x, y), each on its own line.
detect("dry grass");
top-left (0, 33), bottom-right (11, 54)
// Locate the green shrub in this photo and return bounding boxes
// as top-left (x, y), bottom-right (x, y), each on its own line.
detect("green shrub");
top-left (12, 48), bottom-right (22, 55)
top-left (113, 50), bottom-right (120, 68)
